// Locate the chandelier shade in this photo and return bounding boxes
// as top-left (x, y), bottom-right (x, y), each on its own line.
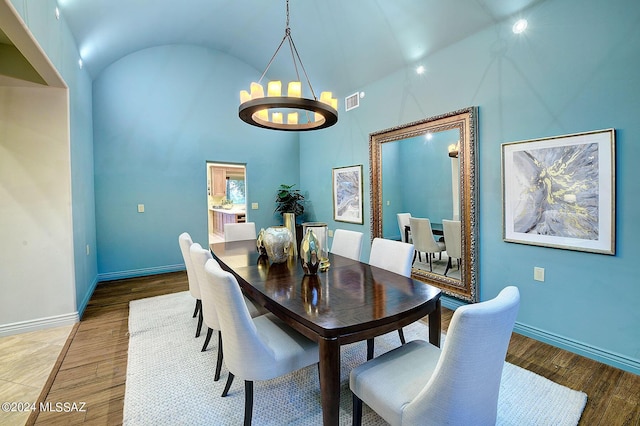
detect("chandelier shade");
top-left (238, 0), bottom-right (338, 131)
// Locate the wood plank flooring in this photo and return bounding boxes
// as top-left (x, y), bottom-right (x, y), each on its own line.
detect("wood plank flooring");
top-left (31, 272), bottom-right (639, 425)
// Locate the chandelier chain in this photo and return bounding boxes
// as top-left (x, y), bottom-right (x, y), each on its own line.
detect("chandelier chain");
top-left (256, 0), bottom-right (317, 102)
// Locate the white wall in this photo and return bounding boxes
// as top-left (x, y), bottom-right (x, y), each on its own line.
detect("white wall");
top-left (0, 83), bottom-right (78, 334)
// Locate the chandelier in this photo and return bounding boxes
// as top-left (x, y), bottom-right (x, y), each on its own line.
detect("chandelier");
top-left (238, 0), bottom-right (338, 131)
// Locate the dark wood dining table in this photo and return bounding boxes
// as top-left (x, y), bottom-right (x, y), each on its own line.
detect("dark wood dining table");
top-left (211, 240), bottom-right (442, 426)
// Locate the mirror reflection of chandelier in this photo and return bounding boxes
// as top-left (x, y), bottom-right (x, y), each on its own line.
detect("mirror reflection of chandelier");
top-left (238, 0), bottom-right (338, 131)
top-left (448, 141), bottom-right (460, 158)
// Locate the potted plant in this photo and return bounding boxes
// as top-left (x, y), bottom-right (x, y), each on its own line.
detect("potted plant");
top-left (275, 184), bottom-right (305, 220)
top-left (275, 184), bottom-right (305, 253)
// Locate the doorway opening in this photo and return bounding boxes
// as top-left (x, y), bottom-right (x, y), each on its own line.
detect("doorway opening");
top-left (207, 162), bottom-right (247, 245)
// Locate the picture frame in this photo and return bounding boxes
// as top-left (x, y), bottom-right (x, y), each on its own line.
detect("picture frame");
top-left (502, 129), bottom-right (615, 254)
top-left (332, 165), bottom-right (364, 224)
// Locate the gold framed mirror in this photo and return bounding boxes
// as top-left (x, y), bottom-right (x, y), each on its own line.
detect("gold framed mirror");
top-left (370, 107), bottom-right (478, 302)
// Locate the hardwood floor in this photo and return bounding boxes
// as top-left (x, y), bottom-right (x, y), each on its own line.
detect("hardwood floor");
top-left (31, 272), bottom-right (638, 425)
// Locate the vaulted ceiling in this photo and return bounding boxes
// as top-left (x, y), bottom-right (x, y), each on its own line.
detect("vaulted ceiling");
top-left (58, 0), bottom-right (541, 94)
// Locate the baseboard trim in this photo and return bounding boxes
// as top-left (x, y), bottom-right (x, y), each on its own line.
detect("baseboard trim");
top-left (77, 276), bottom-right (99, 319)
top-left (441, 295), bottom-right (639, 375)
top-left (98, 264), bottom-right (184, 282)
top-left (514, 322), bottom-right (640, 375)
top-left (0, 312), bottom-right (79, 337)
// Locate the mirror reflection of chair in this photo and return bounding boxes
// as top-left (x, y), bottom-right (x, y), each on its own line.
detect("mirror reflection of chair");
top-left (224, 222), bottom-right (257, 242)
top-left (190, 244), bottom-right (263, 381)
top-left (204, 259), bottom-right (319, 425)
top-left (178, 232), bottom-right (204, 337)
top-left (409, 217), bottom-right (446, 272)
top-left (442, 219), bottom-right (461, 276)
top-left (367, 238), bottom-right (415, 359)
top-left (397, 213), bottom-right (412, 243)
top-left (350, 286), bottom-right (521, 426)
top-left (330, 229), bottom-right (364, 261)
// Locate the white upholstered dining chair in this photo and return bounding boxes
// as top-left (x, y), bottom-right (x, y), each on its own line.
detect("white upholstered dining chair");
top-left (204, 259), bottom-right (319, 425)
top-left (224, 222), bottom-right (257, 242)
top-left (410, 217), bottom-right (446, 272)
top-left (397, 213), bottom-right (412, 243)
top-left (189, 243), bottom-right (263, 381)
top-left (442, 219), bottom-right (461, 276)
top-left (330, 229), bottom-right (364, 261)
top-left (350, 286), bottom-right (521, 426)
top-left (367, 238), bottom-right (415, 359)
top-left (178, 232), bottom-right (204, 337)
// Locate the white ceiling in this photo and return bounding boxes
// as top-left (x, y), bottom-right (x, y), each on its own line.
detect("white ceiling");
top-left (58, 0), bottom-right (542, 93)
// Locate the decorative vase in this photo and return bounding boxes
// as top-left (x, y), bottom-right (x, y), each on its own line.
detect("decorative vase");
top-left (282, 212), bottom-right (298, 256)
top-left (302, 222), bottom-right (330, 271)
top-left (263, 226), bottom-right (293, 264)
top-left (300, 229), bottom-right (320, 275)
top-left (256, 228), bottom-right (267, 256)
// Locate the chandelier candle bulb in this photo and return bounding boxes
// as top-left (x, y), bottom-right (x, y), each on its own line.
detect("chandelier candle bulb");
top-left (250, 82), bottom-right (264, 98)
top-left (320, 91), bottom-right (332, 104)
top-left (267, 81), bottom-right (282, 97)
top-left (272, 112), bottom-right (283, 124)
top-left (288, 81), bottom-right (301, 97)
top-left (256, 109), bottom-right (268, 121)
top-left (240, 90), bottom-right (251, 103)
top-left (287, 112), bottom-right (298, 124)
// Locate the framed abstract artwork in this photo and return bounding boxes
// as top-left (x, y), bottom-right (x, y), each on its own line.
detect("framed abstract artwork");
top-left (502, 129), bottom-right (615, 254)
top-left (332, 165), bottom-right (364, 224)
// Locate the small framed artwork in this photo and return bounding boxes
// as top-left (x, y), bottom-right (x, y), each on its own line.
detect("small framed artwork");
top-left (332, 165), bottom-right (364, 224)
top-left (502, 129), bottom-right (615, 254)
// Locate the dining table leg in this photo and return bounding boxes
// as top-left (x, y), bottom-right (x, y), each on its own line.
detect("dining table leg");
top-left (428, 299), bottom-right (442, 347)
top-left (318, 337), bottom-right (340, 426)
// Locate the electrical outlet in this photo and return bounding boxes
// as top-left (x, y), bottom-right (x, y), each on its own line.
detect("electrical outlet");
top-left (251, 203), bottom-right (259, 210)
top-left (534, 267), bottom-right (545, 282)
top-left (328, 229), bottom-right (334, 237)
top-left (137, 204), bottom-right (145, 213)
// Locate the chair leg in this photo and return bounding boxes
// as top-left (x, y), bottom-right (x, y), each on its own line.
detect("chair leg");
top-left (201, 327), bottom-right (213, 351)
top-left (444, 257), bottom-right (452, 276)
top-left (214, 331), bottom-right (224, 382)
top-left (412, 251), bottom-right (417, 265)
top-left (195, 301), bottom-right (203, 338)
top-left (221, 372), bottom-right (234, 397)
top-left (244, 381), bottom-right (254, 426)
top-left (398, 328), bottom-right (406, 344)
top-left (352, 393), bottom-right (363, 426)
top-left (192, 299), bottom-right (200, 318)
top-left (428, 253), bottom-right (433, 271)
top-left (367, 338), bottom-right (374, 360)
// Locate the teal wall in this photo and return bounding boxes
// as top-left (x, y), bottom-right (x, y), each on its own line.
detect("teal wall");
top-left (10, 0), bottom-right (98, 316)
top-left (301, 0), bottom-right (640, 372)
top-left (92, 45), bottom-right (300, 278)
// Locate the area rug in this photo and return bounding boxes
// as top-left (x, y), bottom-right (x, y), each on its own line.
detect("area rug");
top-left (124, 291), bottom-right (587, 425)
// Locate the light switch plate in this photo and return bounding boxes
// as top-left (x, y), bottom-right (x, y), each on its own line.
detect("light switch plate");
top-left (251, 203), bottom-right (259, 210)
top-left (534, 267), bottom-right (545, 282)
top-left (328, 229), bottom-right (334, 237)
top-left (137, 204), bottom-right (144, 213)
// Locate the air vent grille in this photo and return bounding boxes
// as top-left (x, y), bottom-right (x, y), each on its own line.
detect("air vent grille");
top-left (345, 93), bottom-right (359, 111)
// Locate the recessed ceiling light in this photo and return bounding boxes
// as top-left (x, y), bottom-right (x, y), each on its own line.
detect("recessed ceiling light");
top-left (512, 19), bottom-right (528, 34)
top-left (416, 65), bottom-right (426, 75)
